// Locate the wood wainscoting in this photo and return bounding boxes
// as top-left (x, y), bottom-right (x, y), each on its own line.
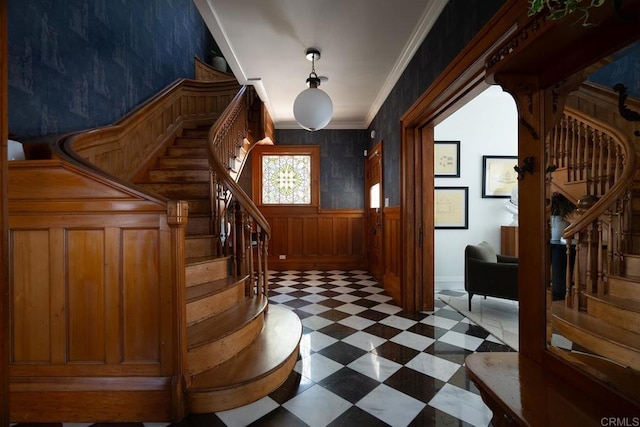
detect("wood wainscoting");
top-left (8, 160), bottom-right (186, 421)
top-left (260, 207), bottom-right (365, 270)
top-left (382, 206), bottom-right (401, 304)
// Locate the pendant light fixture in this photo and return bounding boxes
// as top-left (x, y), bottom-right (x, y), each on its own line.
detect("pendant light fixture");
top-left (293, 48), bottom-right (333, 131)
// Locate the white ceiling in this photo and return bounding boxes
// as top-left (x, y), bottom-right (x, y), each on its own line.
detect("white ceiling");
top-left (194, 0), bottom-right (448, 129)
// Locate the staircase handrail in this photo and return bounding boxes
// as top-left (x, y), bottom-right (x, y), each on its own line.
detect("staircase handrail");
top-left (562, 107), bottom-right (636, 238)
top-left (206, 86), bottom-right (271, 237)
top-left (59, 78), bottom-right (240, 182)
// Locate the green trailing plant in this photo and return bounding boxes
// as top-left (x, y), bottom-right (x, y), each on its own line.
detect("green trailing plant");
top-left (528, 0), bottom-right (608, 26)
top-left (550, 192), bottom-right (577, 218)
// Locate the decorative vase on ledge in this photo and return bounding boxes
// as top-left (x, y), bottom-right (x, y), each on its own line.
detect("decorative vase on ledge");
top-left (211, 56), bottom-right (227, 72)
top-left (550, 215), bottom-right (570, 241)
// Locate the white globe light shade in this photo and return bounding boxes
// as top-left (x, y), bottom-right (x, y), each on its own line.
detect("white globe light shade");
top-left (293, 87), bottom-right (333, 131)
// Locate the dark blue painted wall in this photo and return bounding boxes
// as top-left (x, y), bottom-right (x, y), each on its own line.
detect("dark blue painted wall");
top-left (588, 41), bottom-right (640, 98)
top-left (8, 0), bottom-right (213, 138)
top-left (368, 0), bottom-right (504, 207)
top-left (274, 129), bottom-right (367, 210)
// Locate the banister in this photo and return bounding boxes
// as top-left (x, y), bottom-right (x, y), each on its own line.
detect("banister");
top-left (206, 86), bottom-right (271, 237)
top-left (59, 78), bottom-right (240, 182)
top-left (562, 106), bottom-right (636, 238)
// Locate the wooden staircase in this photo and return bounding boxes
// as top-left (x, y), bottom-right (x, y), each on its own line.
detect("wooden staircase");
top-left (135, 125), bottom-right (301, 413)
top-left (547, 90), bottom-right (640, 398)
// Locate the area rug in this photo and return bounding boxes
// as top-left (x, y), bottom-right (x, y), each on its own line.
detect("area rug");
top-left (438, 291), bottom-right (519, 351)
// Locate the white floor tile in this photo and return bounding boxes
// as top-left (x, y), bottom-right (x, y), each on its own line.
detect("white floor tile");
top-left (439, 330), bottom-right (485, 351)
top-left (420, 315), bottom-right (459, 329)
top-left (333, 293), bottom-right (361, 303)
top-left (357, 384), bottom-right (426, 427)
top-left (298, 303), bottom-right (331, 315)
top-left (379, 315), bottom-right (418, 330)
top-left (428, 383), bottom-right (492, 426)
top-left (347, 352), bottom-right (402, 382)
top-left (338, 315), bottom-right (376, 330)
top-left (342, 330), bottom-right (387, 351)
top-left (306, 330), bottom-right (339, 351)
top-left (371, 303), bottom-right (403, 315)
top-left (301, 293), bottom-right (328, 303)
top-left (283, 384), bottom-right (352, 427)
top-left (390, 330), bottom-right (435, 351)
top-left (335, 303), bottom-right (368, 315)
top-left (405, 352), bottom-right (461, 382)
top-left (295, 353), bottom-right (343, 382)
top-left (270, 293), bottom-right (296, 303)
top-left (216, 396), bottom-right (279, 426)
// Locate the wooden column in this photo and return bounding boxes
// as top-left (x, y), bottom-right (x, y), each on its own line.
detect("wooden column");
top-left (166, 200), bottom-right (188, 421)
top-left (1, 0), bottom-right (9, 424)
top-left (494, 74), bottom-right (581, 362)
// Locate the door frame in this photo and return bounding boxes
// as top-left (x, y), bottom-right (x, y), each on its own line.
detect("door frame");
top-left (365, 142), bottom-right (383, 281)
top-left (399, 2), bottom-right (520, 312)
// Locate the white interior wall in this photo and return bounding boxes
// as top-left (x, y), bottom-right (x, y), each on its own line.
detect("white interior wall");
top-left (434, 85), bottom-right (518, 290)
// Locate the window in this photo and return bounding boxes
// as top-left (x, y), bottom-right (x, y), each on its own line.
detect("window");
top-left (252, 145), bottom-right (320, 207)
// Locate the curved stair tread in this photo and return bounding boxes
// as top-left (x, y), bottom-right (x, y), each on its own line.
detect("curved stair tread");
top-left (190, 305), bottom-right (302, 389)
top-left (187, 295), bottom-right (268, 350)
top-left (186, 276), bottom-right (245, 303)
top-left (584, 293), bottom-right (640, 313)
top-left (186, 255), bottom-right (227, 266)
top-left (552, 301), bottom-right (640, 370)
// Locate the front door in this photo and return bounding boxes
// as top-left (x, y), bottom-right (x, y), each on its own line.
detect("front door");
top-left (365, 142), bottom-right (383, 281)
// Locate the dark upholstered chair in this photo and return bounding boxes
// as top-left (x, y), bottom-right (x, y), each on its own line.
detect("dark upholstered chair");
top-left (464, 241), bottom-right (518, 311)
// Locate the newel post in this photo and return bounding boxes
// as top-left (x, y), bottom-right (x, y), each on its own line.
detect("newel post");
top-left (167, 200), bottom-right (188, 421)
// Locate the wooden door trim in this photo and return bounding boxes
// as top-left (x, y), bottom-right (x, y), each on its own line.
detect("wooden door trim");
top-left (365, 142), bottom-right (383, 281)
top-left (1, 0), bottom-right (9, 423)
top-left (400, 1), bottom-right (521, 312)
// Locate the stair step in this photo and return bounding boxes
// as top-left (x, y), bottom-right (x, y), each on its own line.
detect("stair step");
top-left (186, 235), bottom-right (217, 259)
top-left (187, 295), bottom-right (268, 376)
top-left (158, 157), bottom-right (208, 169)
top-left (137, 182), bottom-right (209, 199)
top-left (186, 276), bottom-right (246, 326)
top-left (624, 254), bottom-right (640, 276)
top-left (552, 301), bottom-right (640, 371)
top-left (182, 128), bottom-right (210, 138)
top-left (186, 215), bottom-right (211, 235)
top-left (608, 275), bottom-right (640, 301)
top-left (148, 168), bottom-right (209, 182)
top-left (173, 140), bottom-right (207, 148)
top-left (553, 348), bottom-right (640, 408)
top-left (167, 146), bottom-right (208, 157)
top-left (187, 305), bottom-right (302, 413)
top-left (185, 198), bottom-right (210, 215)
top-left (585, 293), bottom-right (640, 332)
top-left (186, 256), bottom-right (229, 287)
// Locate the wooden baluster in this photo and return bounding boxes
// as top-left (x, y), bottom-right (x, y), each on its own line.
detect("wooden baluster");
top-left (585, 223), bottom-right (594, 302)
top-left (263, 235), bottom-right (270, 299)
top-left (570, 116), bottom-right (577, 182)
top-left (574, 117), bottom-right (582, 182)
top-left (571, 241), bottom-right (580, 309)
top-left (596, 219), bottom-right (604, 296)
top-left (565, 239), bottom-right (572, 304)
top-left (604, 137), bottom-right (612, 193)
top-left (580, 121), bottom-right (587, 182)
top-left (256, 224), bottom-right (263, 298)
top-left (596, 129), bottom-right (604, 196)
top-left (246, 217), bottom-right (255, 297)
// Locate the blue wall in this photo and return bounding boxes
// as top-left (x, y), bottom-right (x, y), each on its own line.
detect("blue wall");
top-left (8, 0), bottom-right (213, 138)
top-left (588, 41), bottom-right (640, 98)
top-left (275, 129), bottom-right (367, 210)
top-left (368, 0), bottom-right (504, 206)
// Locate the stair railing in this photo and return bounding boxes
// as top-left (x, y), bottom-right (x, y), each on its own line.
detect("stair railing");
top-left (550, 106), bottom-right (636, 309)
top-left (206, 86), bottom-right (271, 299)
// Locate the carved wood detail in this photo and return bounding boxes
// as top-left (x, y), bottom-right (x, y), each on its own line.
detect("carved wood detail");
top-left (382, 206), bottom-right (401, 304)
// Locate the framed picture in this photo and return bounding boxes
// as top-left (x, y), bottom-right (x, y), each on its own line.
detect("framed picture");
top-left (434, 141), bottom-right (460, 177)
top-left (482, 155), bottom-right (518, 198)
top-left (434, 187), bottom-right (468, 229)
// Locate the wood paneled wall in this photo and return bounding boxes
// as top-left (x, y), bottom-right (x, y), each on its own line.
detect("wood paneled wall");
top-left (64, 79), bottom-right (240, 183)
top-left (260, 207), bottom-right (365, 270)
top-left (382, 206), bottom-right (401, 303)
top-left (8, 160), bottom-right (186, 421)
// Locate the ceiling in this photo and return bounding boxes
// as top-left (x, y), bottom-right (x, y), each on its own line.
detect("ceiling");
top-left (193, 0), bottom-right (448, 130)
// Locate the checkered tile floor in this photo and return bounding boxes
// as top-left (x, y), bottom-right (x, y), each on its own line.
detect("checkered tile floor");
top-left (12, 270), bottom-right (515, 427)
